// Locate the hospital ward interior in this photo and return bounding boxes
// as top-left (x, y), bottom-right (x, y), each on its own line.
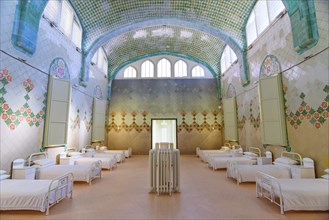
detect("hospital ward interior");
top-left (1, 0), bottom-right (329, 219)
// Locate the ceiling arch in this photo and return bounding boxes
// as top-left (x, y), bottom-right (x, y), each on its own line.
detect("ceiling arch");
top-left (70, 0), bottom-right (257, 51)
top-left (81, 18), bottom-right (250, 87)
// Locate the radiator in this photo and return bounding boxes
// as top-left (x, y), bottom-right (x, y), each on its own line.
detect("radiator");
top-left (149, 148), bottom-right (180, 195)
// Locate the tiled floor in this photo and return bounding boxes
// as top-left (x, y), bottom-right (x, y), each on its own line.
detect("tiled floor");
top-left (1, 155), bottom-right (328, 219)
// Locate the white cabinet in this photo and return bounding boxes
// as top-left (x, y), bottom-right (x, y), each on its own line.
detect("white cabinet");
top-left (60, 157), bottom-right (76, 165)
top-left (12, 167), bottom-right (36, 179)
top-left (290, 166), bottom-right (315, 179)
top-left (257, 157), bottom-right (272, 165)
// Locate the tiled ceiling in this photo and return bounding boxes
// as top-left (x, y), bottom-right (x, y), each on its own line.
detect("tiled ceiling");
top-left (103, 25), bottom-right (225, 76)
top-left (70, 0), bottom-right (257, 76)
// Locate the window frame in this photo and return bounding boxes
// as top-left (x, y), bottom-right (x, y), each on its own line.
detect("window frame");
top-left (246, 0), bottom-right (286, 47)
top-left (174, 60), bottom-right (187, 78)
top-left (43, 0), bottom-right (83, 49)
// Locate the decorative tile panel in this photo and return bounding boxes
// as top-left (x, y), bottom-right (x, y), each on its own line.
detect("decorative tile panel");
top-left (0, 68), bottom-right (46, 130)
top-left (108, 111), bottom-right (221, 133)
top-left (49, 57), bottom-right (70, 80)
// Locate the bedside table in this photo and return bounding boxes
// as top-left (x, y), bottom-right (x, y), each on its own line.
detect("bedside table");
top-left (12, 167), bottom-right (36, 179)
top-left (257, 157), bottom-right (272, 165)
top-left (290, 166), bottom-right (315, 179)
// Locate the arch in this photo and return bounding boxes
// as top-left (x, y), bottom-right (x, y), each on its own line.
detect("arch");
top-left (12, 1), bottom-right (319, 87)
top-left (110, 52), bottom-right (217, 79)
top-left (123, 66), bottom-right (137, 78)
top-left (174, 60), bottom-right (187, 77)
top-left (11, 0), bottom-right (85, 56)
top-left (157, 58), bottom-right (171, 77)
top-left (191, 65), bottom-right (205, 77)
top-left (81, 18), bottom-right (249, 87)
top-left (108, 52), bottom-right (222, 100)
top-left (141, 60), bottom-right (154, 77)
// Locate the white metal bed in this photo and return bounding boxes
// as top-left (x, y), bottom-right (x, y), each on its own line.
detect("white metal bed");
top-left (256, 171), bottom-right (329, 214)
top-left (208, 147), bottom-right (261, 170)
top-left (28, 152), bottom-right (101, 184)
top-left (197, 144), bottom-right (232, 163)
top-left (230, 151), bottom-right (308, 184)
top-left (227, 151), bottom-right (272, 179)
top-left (84, 146), bottom-right (126, 163)
top-left (65, 148), bottom-right (117, 170)
top-left (0, 172), bottom-right (73, 215)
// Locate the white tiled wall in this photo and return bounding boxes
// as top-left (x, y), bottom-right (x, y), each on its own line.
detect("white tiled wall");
top-left (0, 1), bottom-right (108, 172)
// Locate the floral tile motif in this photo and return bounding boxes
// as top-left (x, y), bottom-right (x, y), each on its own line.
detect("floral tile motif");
top-left (83, 111), bottom-right (92, 132)
top-left (286, 92), bottom-right (328, 129)
top-left (49, 57), bottom-right (70, 80)
top-left (0, 68), bottom-right (46, 130)
top-left (70, 109), bottom-right (80, 129)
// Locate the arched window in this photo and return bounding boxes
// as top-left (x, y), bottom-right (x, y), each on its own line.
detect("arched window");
top-left (174, 60), bottom-right (187, 77)
top-left (91, 47), bottom-right (108, 75)
top-left (43, 0), bottom-right (82, 48)
top-left (220, 45), bottom-right (237, 74)
top-left (157, 58), bottom-right (171, 77)
top-left (141, 60), bottom-right (154, 77)
top-left (124, 66), bottom-right (137, 78)
top-left (246, 0), bottom-right (285, 46)
top-left (191, 65), bottom-right (205, 77)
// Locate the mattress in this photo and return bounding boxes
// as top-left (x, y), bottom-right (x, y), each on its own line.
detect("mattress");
top-left (235, 164), bottom-right (291, 183)
top-left (0, 179), bottom-right (64, 212)
top-left (210, 156), bottom-right (256, 170)
top-left (36, 165), bottom-right (93, 183)
top-left (76, 157), bottom-right (116, 170)
top-left (273, 178), bottom-right (329, 211)
top-left (93, 152), bottom-right (125, 163)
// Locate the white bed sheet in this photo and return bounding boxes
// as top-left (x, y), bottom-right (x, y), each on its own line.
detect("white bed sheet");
top-left (210, 156), bottom-right (256, 170)
top-left (92, 152), bottom-right (125, 163)
top-left (76, 157), bottom-right (116, 170)
top-left (0, 179), bottom-right (62, 212)
top-left (235, 164), bottom-right (291, 183)
top-left (273, 179), bottom-right (329, 211)
top-left (36, 165), bottom-right (95, 183)
top-left (199, 150), bottom-right (231, 162)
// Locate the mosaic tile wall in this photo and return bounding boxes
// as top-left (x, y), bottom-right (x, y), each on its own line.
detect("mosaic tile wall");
top-left (107, 78), bottom-right (222, 155)
top-left (0, 54), bottom-right (48, 171)
top-left (67, 89), bottom-right (93, 149)
top-left (0, 1), bottom-right (108, 172)
top-left (221, 2), bottom-right (329, 176)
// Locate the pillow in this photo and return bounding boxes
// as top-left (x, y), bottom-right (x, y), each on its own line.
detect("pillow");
top-left (221, 146), bottom-right (230, 151)
top-left (86, 148), bottom-right (96, 153)
top-left (0, 170), bottom-right (6, 175)
top-left (244, 152), bottom-right (258, 157)
top-left (0, 174), bottom-right (10, 180)
top-left (68, 152), bottom-right (82, 157)
top-left (321, 174), bottom-right (329, 180)
top-left (274, 157), bottom-right (298, 165)
top-left (100, 146), bottom-right (107, 151)
top-left (33, 159), bottom-right (56, 166)
top-left (324, 169), bottom-right (329, 174)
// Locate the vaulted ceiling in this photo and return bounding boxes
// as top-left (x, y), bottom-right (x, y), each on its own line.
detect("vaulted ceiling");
top-left (70, 0), bottom-right (257, 78)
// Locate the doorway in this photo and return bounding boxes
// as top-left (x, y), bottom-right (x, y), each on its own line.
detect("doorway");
top-left (151, 118), bottom-right (177, 149)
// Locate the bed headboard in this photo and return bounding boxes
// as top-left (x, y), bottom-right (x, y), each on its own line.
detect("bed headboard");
top-left (27, 152), bottom-right (48, 166)
top-left (248, 147), bottom-right (261, 157)
top-left (281, 151), bottom-right (303, 165)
